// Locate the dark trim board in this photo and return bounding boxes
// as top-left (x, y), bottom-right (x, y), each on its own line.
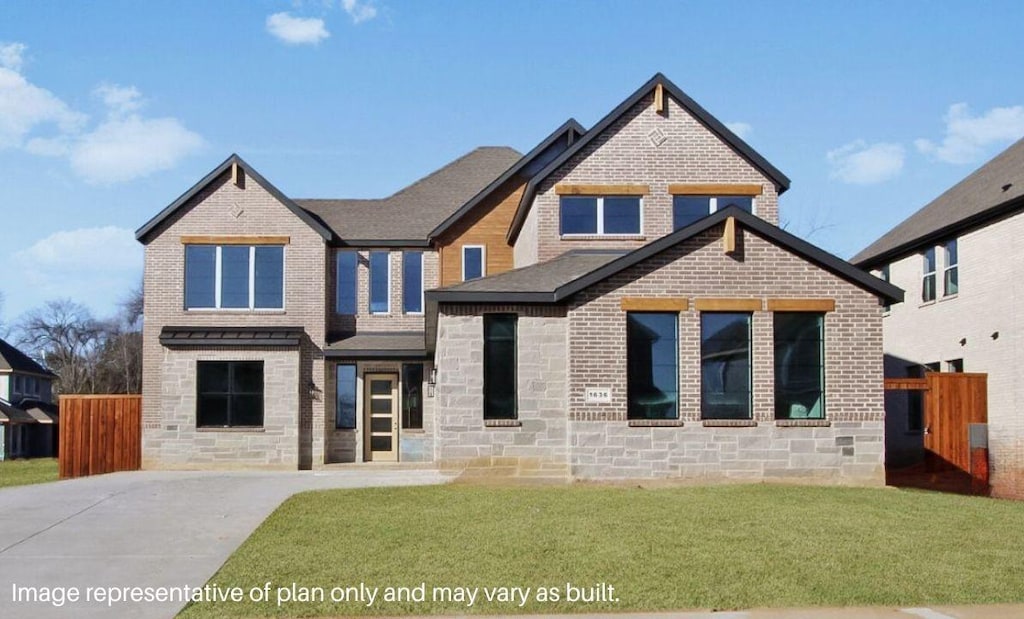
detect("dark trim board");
top-left (323, 349), bottom-right (430, 360)
top-left (159, 326), bottom-right (305, 348)
top-left (136, 154), bottom-right (333, 243)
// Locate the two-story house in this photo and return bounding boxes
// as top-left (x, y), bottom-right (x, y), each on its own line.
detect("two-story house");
top-left (853, 137), bottom-right (1024, 498)
top-left (0, 338), bottom-right (58, 460)
top-left (137, 74), bottom-right (902, 483)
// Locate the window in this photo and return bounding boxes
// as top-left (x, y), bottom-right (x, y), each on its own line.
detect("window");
top-left (701, 313), bottom-right (752, 419)
top-left (673, 195), bottom-right (754, 230)
top-left (196, 361), bottom-right (264, 428)
top-left (185, 245), bottom-right (284, 310)
top-left (626, 313), bottom-right (679, 420)
top-left (336, 251), bottom-right (358, 315)
top-left (27, 377), bottom-right (38, 397)
top-left (483, 314), bottom-right (517, 419)
top-left (336, 364), bottom-right (357, 429)
top-left (560, 196), bottom-right (641, 235)
top-left (946, 358), bottom-right (964, 373)
top-left (774, 313), bottom-right (825, 420)
top-left (879, 265), bottom-right (892, 313)
top-left (943, 240), bottom-right (958, 296)
top-left (403, 251), bottom-right (424, 313)
top-left (402, 364), bottom-right (424, 429)
top-left (369, 251), bottom-right (390, 314)
top-left (462, 246), bottom-right (485, 281)
top-left (12, 375), bottom-right (22, 396)
top-left (922, 248), bottom-right (936, 303)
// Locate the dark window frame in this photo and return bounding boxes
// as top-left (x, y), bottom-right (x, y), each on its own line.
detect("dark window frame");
top-left (773, 312), bottom-right (826, 420)
top-left (184, 244), bottom-right (285, 310)
top-left (335, 251), bottom-right (358, 315)
top-left (700, 312), bottom-right (753, 420)
top-left (483, 313), bottom-right (517, 420)
top-left (626, 312), bottom-right (680, 420)
top-left (336, 363), bottom-right (357, 430)
top-left (196, 361), bottom-right (264, 428)
top-left (402, 251), bottom-right (424, 314)
top-left (402, 363), bottom-right (424, 429)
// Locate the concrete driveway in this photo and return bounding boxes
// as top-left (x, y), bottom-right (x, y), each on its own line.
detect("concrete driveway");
top-left (0, 469), bottom-right (449, 619)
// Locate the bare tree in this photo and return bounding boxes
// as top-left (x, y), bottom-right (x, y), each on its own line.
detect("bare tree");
top-left (95, 286), bottom-right (143, 394)
top-left (17, 299), bottom-right (105, 395)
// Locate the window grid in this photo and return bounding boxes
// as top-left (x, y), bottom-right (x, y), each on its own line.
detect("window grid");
top-left (185, 245), bottom-right (284, 310)
top-left (560, 196), bottom-right (643, 236)
top-left (943, 240), bottom-right (958, 297)
top-left (922, 248), bottom-right (936, 303)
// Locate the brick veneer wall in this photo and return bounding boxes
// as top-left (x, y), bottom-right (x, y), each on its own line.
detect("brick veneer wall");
top-left (141, 170), bottom-right (326, 469)
top-left (433, 305), bottom-right (570, 477)
top-left (529, 92), bottom-right (781, 263)
top-left (327, 249), bottom-right (439, 335)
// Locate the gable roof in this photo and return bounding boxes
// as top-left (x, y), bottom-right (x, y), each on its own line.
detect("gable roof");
top-left (507, 73), bottom-right (792, 244)
top-left (135, 154), bottom-right (333, 244)
top-left (432, 206), bottom-right (902, 305)
top-left (297, 147), bottom-right (522, 244)
top-left (428, 120), bottom-right (585, 240)
top-left (0, 338), bottom-right (55, 377)
top-left (852, 137), bottom-right (1024, 268)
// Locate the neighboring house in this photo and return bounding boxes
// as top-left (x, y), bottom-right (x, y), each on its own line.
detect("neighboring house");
top-left (137, 73), bottom-right (901, 484)
top-left (0, 338), bottom-right (58, 460)
top-left (853, 137), bottom-right (1024, 498)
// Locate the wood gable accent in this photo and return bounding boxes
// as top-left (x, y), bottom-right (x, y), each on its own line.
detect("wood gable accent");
top-left (765, 298), bottom-right (836, 312)
top-left (437, 180), bottom-right (524, 287)
top-left (180, 235), bottom-right (291, 245)
top-left (555, 184), bottom-right (650, 196)
top-left (693, 298), bottom-right (763, 311)
top-left (668, 183), bottom-right (763, 196)
top-left (620, 297), bottom-right (689, 311)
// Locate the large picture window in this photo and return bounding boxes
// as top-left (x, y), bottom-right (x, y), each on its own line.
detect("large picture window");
top-left (483, 314), bottom-right (517, 419)
top-left (773, 313), bottom-right (825, 420)
top-left (185, 245), bottom-right (284, 310)
top-left (369, 251), bottom-right (390, 314)
top-left (336, 364), bottom-right (357, 429)
top-left (626, 313), bottom-right (679, 420)
top-left (560, 196), bottom-right (641, 235)
top-left (402, 364), bottom-right (424, 429)
top-left (701, 313), bottom-right (752, 419)
top-left (336, 251), bottom-right (358, 315)
top-left (403, 251), bottom-right (424, 313)
top-left (197, 361), bottom-right (264, 428)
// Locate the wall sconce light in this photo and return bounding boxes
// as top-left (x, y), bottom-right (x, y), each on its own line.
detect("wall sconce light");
top-left (991, 331), bottom-right (1000, 340)
top-left (428, 367), bottom-right (437, 398)
top-left (959, 338), bottom-right (967, 346)
top-left (307, 380), bottom-right (322, 402)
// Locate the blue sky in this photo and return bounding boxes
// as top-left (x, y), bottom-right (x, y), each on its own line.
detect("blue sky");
top-left (2, 1), bottom-right (1023, 325)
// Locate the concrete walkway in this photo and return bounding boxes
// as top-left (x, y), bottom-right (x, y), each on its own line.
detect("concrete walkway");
top-left (0, 469), bottom-right (449, 619)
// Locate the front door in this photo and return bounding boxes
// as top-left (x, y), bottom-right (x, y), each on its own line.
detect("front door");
top-left (365, 373), bottom-right (398, 462)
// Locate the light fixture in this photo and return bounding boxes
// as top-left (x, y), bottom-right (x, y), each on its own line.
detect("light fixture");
top-left (307, 381), bottom-right (322, 401)
top-left (959, 338), bottom-right (967, 346)
top-left (429, 367), bottom-right (438, 385)
top-left (991, 331), bottom-right (1000, 340)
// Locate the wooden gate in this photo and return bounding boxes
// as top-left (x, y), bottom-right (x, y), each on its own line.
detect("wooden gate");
top-left (59, 395), bottom-right (142, 479)
top-left (924, 373), bottom-right (987, 471)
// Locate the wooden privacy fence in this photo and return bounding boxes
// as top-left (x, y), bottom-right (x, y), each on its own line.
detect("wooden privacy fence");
top-left (59, 395), bottom-right (142, 479)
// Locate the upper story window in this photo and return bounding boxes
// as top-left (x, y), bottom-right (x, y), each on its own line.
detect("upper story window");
top-left (369, 251), bottom-right (390, 314)
top-left (943, 239), bottom-right (958, 296)
top-left (336, 251), bottom-right (358, 315)
top-left (462, 246), bottom-right (485, 281)
top-left (402, 251), bottom-right (424, 314)
top-left (922, 248), bottom-right (936, 303)
top-left (673, 196), bottom-right (754, 230)
top-left (879, 265), bottom-right (891, 313)
top-left (560, 196), bottom-right (641, 236)
top-left (185, 245), bottom-right (284, 310)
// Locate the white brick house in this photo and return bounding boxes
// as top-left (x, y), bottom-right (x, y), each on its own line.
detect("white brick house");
top-left (853, 137), bottom-right (1024, 498)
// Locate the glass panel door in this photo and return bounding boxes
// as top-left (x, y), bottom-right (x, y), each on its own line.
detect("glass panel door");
top-left (364, 374), bottom-right (398, 461)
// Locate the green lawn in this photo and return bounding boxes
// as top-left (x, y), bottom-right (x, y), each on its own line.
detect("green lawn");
top-left (180, 484), bottom-right (1024, 617)
top-left (0, 458), bottom-right (59, 489)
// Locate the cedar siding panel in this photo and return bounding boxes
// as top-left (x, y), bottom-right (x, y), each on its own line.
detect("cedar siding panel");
top-left (437, 179), bottom-right (525, 287)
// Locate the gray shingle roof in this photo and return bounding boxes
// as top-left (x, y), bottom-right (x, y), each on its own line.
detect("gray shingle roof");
top-left (324, 332), bottom-right (427, 358)
top-left (852, 137), bottom-right (1024, 267)
top-left (297, 146), bottom-right (522, 243)
top-left (434, 250), bottom-right (627, 299)
top-left (159, 326), bottom-right (304, 347)
top-left (0, 338), bottom-right (54, 376)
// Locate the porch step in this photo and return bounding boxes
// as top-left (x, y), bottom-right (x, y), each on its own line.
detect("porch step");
top-left (317, 461), bottom-right (440, 471)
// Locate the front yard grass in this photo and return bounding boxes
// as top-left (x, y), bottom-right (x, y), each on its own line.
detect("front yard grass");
top-left (181, 484), bottom-right (1024, 617)
top-left (0, 458), bottom-right (59, 489)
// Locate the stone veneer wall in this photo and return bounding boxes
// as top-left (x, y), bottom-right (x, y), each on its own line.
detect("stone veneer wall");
top-left (141, 169), bottom-right (326, 469)
top-left (566, 223), bottom-right (885, 483)
top-left (433, 305), bottom-right (570, 477)
top-left (145, 347), bottom-right (300, 468)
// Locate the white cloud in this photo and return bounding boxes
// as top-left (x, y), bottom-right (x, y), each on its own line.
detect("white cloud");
top-left (0, 42), bottom-right (27, 71)
top-left (266, 12), bottom-right (330, 45)
top-left (71, 116), bottom-right (204, 184)
top-left (826, 140), bottom-right (905, 185)
top-left (12, 227), bottom-right (143, 314)
top-left (915, 103), bottom-right (1024, 165)
top-left (0, 63), bottom-right (86, 149)
top-left (725, 122), bottom-right (752, 140)
top-left (1, 43), bottom-right (204, 184)
top-left (342, 0), bottom-right (378, 23)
